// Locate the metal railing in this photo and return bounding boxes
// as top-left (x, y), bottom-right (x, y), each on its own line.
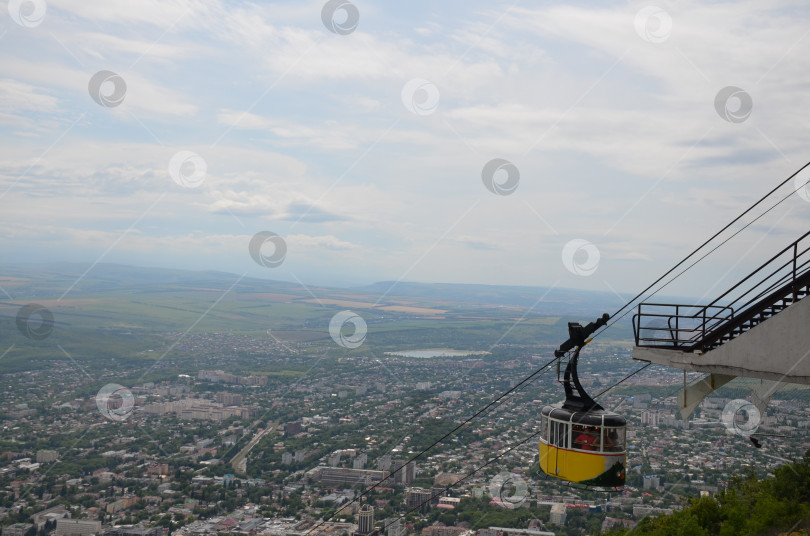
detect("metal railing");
top-left (633, 229), bottom-right (810, 351)
top-left (633, 304), bottom-right (733, 348)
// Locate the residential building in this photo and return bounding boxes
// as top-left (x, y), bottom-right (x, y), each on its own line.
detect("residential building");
top-left (549, 504), bottom-right (567, 526)
top-left (316, 467), bottom-right (389, 487)
top-left (3, 524), bottom-right (33, 536)
top-left (55, 519), bottom-right (102, 536)
top-left (404, 487), bottom-right (432, 510)
top-left (36, 450), bottom-right (58, 463)
top-left (356, 505), bottom-right (374, 535)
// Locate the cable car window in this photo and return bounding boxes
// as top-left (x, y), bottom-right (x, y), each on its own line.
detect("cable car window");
top-left (540, 415), bottom-right (547, 441)
top-left (602, 427), bottom-right (625, 452)
top-left (549, 419), bottom-right (557, 446)
top-left (572, 425), bottom-right (600, 451)
top-left (555, 421), bottom-right (568, 449)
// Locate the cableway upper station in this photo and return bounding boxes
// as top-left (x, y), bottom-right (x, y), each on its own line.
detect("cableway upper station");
top-left (633, 229), bottom-right (810, 417)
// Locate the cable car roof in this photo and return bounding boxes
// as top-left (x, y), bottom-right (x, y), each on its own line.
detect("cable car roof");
top-left (541, 404), bottom-right (627, 427)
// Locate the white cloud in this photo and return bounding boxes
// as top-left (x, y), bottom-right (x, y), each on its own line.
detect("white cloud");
top-left (2, 0), bottom-right (809, 294)
top-left (217, 110), bottom-right (273, 130)
top-left (71, 32), bottom-right (195, 61)
top-left (0, 140), bottom-right (309, 201)
top-left (287, 234), bottom-right (358, 250)
top-left (0, 79), bottom-right (60, 113)
top-left (0, 56), bottom-right (198, 118)
top-left (47, 0), bottom-right (218, 27)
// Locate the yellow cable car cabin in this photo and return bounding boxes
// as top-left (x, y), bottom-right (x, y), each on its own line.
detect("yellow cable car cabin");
top-left (538, 314), bottom-right (627, 488)
top-left (539, 405), bottom-right (627, 487)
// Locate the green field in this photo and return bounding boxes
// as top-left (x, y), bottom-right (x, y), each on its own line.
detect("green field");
top-left (0, 263), bottom-right (635, 372)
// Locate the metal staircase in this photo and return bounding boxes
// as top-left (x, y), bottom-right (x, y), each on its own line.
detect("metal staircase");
top-left (633, 230), bottom-right (810, 354)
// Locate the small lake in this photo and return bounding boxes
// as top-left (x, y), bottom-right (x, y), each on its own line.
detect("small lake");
top-left (384, 349), bottom-right (489, 358)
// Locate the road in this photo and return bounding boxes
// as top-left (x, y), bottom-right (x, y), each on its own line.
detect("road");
top-left (231, 420), bottom-right (276, 474)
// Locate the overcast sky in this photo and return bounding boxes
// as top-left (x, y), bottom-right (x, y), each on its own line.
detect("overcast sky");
top-left (2, 0), bottom-right (810, 299)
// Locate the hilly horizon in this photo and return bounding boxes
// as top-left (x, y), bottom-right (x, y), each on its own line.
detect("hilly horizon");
top-left (0, 260), bottom-right (662, 313)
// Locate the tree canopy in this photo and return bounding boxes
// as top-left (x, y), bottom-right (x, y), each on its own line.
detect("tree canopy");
top-left (609, 450), bottom-right (810, 536)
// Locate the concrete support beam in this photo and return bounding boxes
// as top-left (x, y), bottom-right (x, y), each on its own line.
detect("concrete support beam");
top-left (677, 373), bottom-right (735, 420)
top-left (751, 380), bottom-right (785, 416)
